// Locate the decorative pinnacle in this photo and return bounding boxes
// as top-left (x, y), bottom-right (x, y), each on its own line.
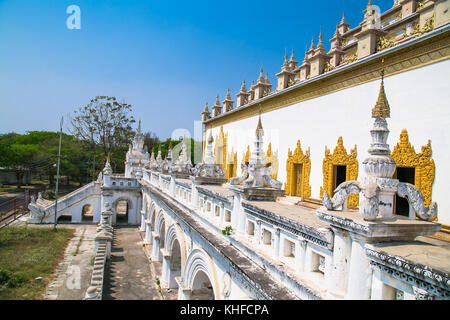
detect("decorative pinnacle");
top-left (340, 11), bottom-right (349, 27)
top-left (203, 102), bottom-right (209, 113)
top-left (317, 28), bottom-right (325, 49)
top-left (255, 112), bottom-right (264, 136)
top-left (334, 23), bottom-right (340, 37)
top-left (372, 70), bottom-right (390, 118)
top-left (226, 88), bottom-right (231, 99)
top-left (259, 66), bottom-right (265, 81)
top-left (207, 130), bottom-right (214, 144)
top-left (309, 37), bottom-right (316, 50)
top-left (240, 79), bottom-right (247, 92)
top-left (215, 95), bottom-right (220, 105)
top-left (265, 72), bottom-right (269, 83)
top-left (289, 49), bottom-right (295, 62)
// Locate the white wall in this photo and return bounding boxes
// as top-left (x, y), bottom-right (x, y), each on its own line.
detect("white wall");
top-left (207, 59), bottom-right (450, 225)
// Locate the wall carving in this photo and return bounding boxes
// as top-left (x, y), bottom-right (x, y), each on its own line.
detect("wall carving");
top-left (285, 140), bottom-right (311, 198)
top-left (320, 137), bottom-right (359, 209)
top-left (391, 129), bottom-right (435, 216)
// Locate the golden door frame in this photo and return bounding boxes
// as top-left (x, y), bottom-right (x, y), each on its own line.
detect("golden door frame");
top-left (214, 126), bottom-right (227, 174)
top-left (320, 136), bottom-right (359, 209)
top-left (391, 129), bottom-right (436, 218)
top-left (285, 140), bottom-right (311, 198)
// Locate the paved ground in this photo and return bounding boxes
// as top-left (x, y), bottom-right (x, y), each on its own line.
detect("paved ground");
top-left (103, 226), bottom-right (162, 300)
top-left (44, 225), bottom-right (97, 300)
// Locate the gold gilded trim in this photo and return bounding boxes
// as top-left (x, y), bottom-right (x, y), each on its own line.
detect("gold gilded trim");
top-left (214, 126), bottom-right (227, 174)
top-left (391, 129), bottom-right (436, 219)
top-left (205, 32), bottom-right (450, 131)
top-left (265, 142), bottom-right (279, 180)
top-left (320, 137), bottom-right (359, 209)
top-left (226, 149), bottom-right (237, 181)
top-left (285, 140), bottom-right (311, 198)
top-left (241, 145), bottom-right (250, 173)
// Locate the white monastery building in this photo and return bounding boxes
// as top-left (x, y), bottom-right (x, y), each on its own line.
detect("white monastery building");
top-left (29, 0), bottom-right (449, 300)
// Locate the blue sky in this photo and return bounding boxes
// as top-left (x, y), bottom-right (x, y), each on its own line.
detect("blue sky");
top-left (0, 0), bottom-right (395, 139)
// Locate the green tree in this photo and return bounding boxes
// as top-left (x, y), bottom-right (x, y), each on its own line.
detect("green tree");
top-left (70, 96), bottom-right (135, 172)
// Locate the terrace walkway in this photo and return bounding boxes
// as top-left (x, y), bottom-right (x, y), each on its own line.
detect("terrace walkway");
top-left (103, 226), bottom-right (162, 300)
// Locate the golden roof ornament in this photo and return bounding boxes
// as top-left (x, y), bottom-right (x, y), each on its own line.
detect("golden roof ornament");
top-left (372, 70), bottom-right (390, 118)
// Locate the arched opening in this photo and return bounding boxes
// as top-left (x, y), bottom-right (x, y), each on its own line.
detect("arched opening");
top-left (169, 239), bottom-right (182, 289)
top-left (191, 270), bottom-right (214, 300)
top-left (116, 200), bottom-right (129, 224)
top-left (82, 204), bottom-right (93, 222)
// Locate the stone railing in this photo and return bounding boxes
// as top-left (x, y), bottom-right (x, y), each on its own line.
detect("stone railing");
top-left (84, 214), bottom-right (113, 300)
top-left (28, 181), bottom-right (101, 223)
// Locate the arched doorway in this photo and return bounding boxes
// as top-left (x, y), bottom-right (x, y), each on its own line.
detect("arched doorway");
top-left (82, 204), bottom-right (93, 222)
top-left (169, 239), bottom-right (182, 289)
top-left (191, 270), bottom-right (214, 300)
top-left (116, 200), bottom-right (129, 224)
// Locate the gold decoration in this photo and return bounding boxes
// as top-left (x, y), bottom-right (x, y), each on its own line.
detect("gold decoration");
top-left (226, 149), bottom-right (237, 181)
top-left (372, 73), bottom-right (390, 118)
top-left (340, 51), bottom-right (358, 65)
top-left (416, 0), bottom-right (424, 10)
top-left (241, 145), bottom-right (250, 173)
top-left (320, 137), bottom-right (359, 209)
top-left (214, 126), bottom-right (227, 174)
top-left (377, 36), bottom-right (396, 52)
top-left (391, 129), bottom-right (436, 217)
top-left (285, 140), bottom-right (311, 198)
top-left (324, 62), bottom-right (335, 73)
top-left (420, 16), bottom-right (434, 35)
top-left (265, 142), bottom-right (279, 180)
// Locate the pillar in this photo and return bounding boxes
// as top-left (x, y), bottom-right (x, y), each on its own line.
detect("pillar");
top-left (330, 227), bottom-right (352, 295)
top-left (371, 270), bottom-right (396, 300)
top-left (296, 238), bottom-right (307, 273)
top-left (161, 249), bottom-right (171, 288)
top-left (144, 220), bottom-right (152, 244)
top-left (274, 228), bottom-right (281, 258)
top-left (151, 232), bottom-right (161, 261)
top-left (347, 234), bottom-right (373, 299)
top-left (139, 210), bottom-right (146, 231)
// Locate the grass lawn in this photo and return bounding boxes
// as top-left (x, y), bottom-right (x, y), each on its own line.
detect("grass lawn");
top-left (0, 226), bottom-right (75, 300)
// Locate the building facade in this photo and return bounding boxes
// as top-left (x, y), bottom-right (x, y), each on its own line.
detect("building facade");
top-left (28, 0), bottom-right (450, 300)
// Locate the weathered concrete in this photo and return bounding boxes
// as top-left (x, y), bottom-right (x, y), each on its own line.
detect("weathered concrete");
top-left (103, 226), bottom-right (161, 300)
